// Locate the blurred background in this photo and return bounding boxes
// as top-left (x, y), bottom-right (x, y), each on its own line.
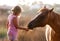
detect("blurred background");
top-left (0, 0), bottom-right (60, 41)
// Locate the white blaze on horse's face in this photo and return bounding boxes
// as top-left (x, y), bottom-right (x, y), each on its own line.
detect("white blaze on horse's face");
top-left (38, 12), bottom-right (42, 15)
top-left (32, 12), bottom-right (42, 20)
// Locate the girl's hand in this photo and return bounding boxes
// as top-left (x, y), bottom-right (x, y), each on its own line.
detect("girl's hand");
top-left (25, 28), bottom-right (29, 31)
top-left (18, 26), bottom-right (29, 31)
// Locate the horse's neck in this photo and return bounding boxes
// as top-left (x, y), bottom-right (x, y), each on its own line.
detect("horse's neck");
top-left (49, 12), bottom-right (60, 33)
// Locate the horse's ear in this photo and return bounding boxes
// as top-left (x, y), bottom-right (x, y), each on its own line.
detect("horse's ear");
top-left (44, 5), bottom-right (46, 8)
top-left (50, 8), bottom-right (54, 12)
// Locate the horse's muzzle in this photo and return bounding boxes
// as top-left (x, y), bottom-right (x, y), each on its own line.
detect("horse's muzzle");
top-left (28, 23), bottom-right (34, 29)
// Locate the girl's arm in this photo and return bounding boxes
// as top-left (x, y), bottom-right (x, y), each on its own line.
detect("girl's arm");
top-left (13, 17), bottom-right (28, 31)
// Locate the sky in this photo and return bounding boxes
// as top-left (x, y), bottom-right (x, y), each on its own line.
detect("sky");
top-left (0, 0), bottom-right (60, 6)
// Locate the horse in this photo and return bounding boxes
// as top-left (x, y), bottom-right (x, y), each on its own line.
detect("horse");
top-left (28, 6), bottom-right (60, 41)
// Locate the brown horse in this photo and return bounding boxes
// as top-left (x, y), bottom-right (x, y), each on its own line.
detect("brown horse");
top-left (28, 6), bottom-right (60, 41)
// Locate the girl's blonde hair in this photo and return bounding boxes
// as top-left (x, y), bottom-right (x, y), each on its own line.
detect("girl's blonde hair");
top-left (12, 6), bottom-right (21, 14)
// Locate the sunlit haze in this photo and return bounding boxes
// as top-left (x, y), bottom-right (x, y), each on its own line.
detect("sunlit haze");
top-left (0, 0), bottom-right (60, 6)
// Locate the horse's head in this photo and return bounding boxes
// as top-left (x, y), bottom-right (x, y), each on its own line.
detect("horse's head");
top-left (28, 6), bottom-right (54, 29)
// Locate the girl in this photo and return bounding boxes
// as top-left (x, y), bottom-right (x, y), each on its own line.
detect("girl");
top-left (7, 6), bottom-right (28, 41)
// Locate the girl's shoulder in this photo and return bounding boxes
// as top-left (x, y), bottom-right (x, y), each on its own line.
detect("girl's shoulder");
top-left (12, 14), bottom-right (17, 18)
top-left (8, 14), bottom-right (17, 20)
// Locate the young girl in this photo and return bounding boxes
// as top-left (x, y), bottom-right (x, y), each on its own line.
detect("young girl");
top-left (7, 6), bottom-right (28, 41)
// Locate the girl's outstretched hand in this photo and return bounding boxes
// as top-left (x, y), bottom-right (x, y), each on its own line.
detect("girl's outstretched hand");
top-left (18, 26), bottom-right (29, 31)
top-left (25, 28), bottom-right (29, 31)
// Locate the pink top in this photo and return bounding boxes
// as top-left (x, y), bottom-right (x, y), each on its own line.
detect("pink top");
top-left (7, 14), bottom-right (18, 35)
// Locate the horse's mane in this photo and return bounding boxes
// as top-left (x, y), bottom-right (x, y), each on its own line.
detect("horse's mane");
top-left (52, 11), bottom-right (60, 21)
top-left (49, 11), bottom-right (60, 31)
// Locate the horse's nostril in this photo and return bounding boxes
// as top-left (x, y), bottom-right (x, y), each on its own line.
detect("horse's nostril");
top-left (28, 24), bottom-right (32, 28)
top-left (28, 23), bottom-right (33, 29)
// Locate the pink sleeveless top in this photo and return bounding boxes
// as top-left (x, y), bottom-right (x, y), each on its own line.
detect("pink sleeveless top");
top-left (7, 14), bottom-right (18, 35)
